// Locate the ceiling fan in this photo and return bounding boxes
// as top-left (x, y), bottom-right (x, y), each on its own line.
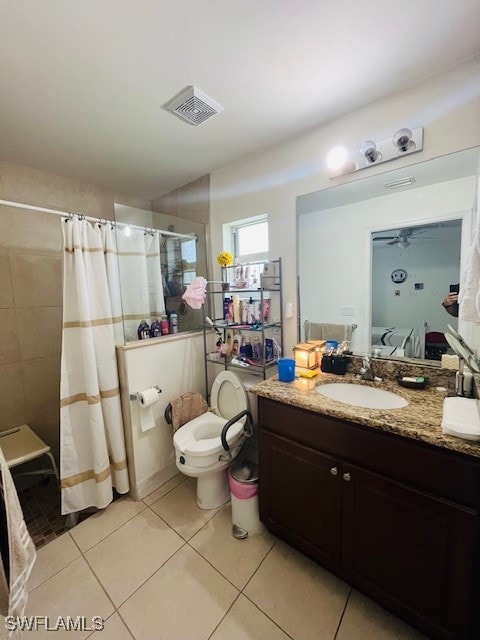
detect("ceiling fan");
top-left (372, 227), bottom-right (436, 247)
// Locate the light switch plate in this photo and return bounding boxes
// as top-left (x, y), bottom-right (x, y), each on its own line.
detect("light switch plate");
top-left (341, 307), bottom-right (355, 316)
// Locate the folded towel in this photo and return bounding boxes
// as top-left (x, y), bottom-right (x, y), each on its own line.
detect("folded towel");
top-left (441, 396), bottom-right (480, 441)
top-left (0, 447), bottom-right (36, 634)
top-left (171, 391), bottom-right (209, 432)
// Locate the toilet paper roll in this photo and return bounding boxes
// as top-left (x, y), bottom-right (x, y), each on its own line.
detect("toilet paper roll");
top-left (138, 387), bottom-right (159, 407)
top-left (137, 387), bottom-right (159, 432)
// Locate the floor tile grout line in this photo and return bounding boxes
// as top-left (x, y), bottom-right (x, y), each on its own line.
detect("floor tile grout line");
top-left (206, 591), bottom-right (243, 640)
top-left (70, 500), bottom-right (148, 554)
top-left (185, 541), bottom-right (243, 593)
top-left (240, 591), bottom-right (296, 640)
top-left (99, 539), bottom-right (190, 611)
top-left (142, 475), bottom-right (187, 506)
top-left (333, 586), bottom-right (352, 640)
top-left (83, 609), bottom-right (120, 640)
top-left (241, 537), bottom-right (278, 592)
top-left (28, 530), bottom-right (84, 594)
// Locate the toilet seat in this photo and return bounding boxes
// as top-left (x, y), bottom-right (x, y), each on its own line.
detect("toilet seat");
top-left (210, 371), bottom-right (248, 420)
top-left (173, 412), bottom-right (244, 459)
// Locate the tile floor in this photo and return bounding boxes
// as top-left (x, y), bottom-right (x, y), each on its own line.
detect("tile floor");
top-left (11, 475), bottom-right (431, 640)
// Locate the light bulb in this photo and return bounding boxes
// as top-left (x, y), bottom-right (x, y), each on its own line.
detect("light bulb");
top-left (124, 225), bottom-right (132, 237)
top-left (327, 146), bottom-right (348, 171)
top-left (393, 128), bottom-right (413, 152)
top-left (359, 140), bottom-right (379, 163)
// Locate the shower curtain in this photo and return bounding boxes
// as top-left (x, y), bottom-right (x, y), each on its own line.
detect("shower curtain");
top-left (60, 217), bottom-right (129, 515)
top-left (116, 229), bottom-right (166, 341)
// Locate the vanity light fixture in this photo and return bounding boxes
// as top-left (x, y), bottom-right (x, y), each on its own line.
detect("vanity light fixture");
top-left (327, 126), bottom-right (423, 178)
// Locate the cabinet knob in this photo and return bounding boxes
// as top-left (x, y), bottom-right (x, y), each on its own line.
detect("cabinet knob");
top-left (343, 472), bottom-right (351, 482)
top-left (330, 467), bottom-right (338, 476)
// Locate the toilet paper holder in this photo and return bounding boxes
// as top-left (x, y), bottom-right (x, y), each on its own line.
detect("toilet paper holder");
top-left (130, 385), bottom-right (162, 401)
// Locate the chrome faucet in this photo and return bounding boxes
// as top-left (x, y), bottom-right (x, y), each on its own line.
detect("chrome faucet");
top-left (359, 356), bottom-right (375, 381)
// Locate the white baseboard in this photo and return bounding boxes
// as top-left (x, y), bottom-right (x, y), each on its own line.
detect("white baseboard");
top-left (130, 460), bottom-right (178, 501)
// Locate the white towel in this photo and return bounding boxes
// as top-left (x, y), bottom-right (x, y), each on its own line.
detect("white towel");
top-left (0, 448), bottom-right (36, 637)
top-left (441, 396), bottom-right (480, 441)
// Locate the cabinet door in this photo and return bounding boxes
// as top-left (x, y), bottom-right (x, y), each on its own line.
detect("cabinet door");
top-left (342, 463), bottom-right (478, 640)
top-left (259, 429), bottom-right (342, 571)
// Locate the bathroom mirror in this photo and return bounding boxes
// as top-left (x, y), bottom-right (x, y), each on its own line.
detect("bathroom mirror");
top-left (296, 146), bottom-right (479, 362)
top-left (114, 204), bottom-right (208, 343)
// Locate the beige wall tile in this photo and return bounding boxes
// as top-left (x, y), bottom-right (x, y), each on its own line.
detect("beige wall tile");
top-left (0, 208), bottom-right (7, 254)
top-left (64, 182), bottom-right (116, 220)
top-left (17, 306), bottom-right (62, 360)
top-left (0, 160), bottom-right (150, 223)
top-left (4, 206), bottom-right (63, 255)
top-left (0, 309), bottom-right (21, 364)
top-left (0, 161), bottom-right (70, 211)
top-left (179, 174), bottom-right (210, 225)
top-left (0, 254), bottom-right (14, 308)
top-left (10, 253), bottom-right (62, 307)
top-left (113, 193), bottom-right (152, 211)
top-left (23, 355), bottom-right (61, 412)
top-left (151, 188), bottom-right (180, 217)
top-left (0, 362), bottom-right (27, 430)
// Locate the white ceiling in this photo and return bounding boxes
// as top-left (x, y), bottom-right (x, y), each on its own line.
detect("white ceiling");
top-left (1, 0), bottom-right (479, 200)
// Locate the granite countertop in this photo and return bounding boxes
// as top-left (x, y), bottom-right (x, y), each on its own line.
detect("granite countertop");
top-left (250, 372), bottom-right (480, 459)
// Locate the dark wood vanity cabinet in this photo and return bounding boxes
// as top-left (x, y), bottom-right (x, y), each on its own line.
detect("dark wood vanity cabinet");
top-left (258, 397), bottom-right (480, 640)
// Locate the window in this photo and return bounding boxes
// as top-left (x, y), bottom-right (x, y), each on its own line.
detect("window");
top-left (232, 216), bottom-right (268, 262)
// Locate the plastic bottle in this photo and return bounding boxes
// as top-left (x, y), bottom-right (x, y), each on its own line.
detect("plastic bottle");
top-left (137, 320), bottom-right (150, 340)
top-left (150, 318), bottom-right (162, 338)
top-left (160, 315), bottom-right (170, 335)
top-left (170, 312), bottom-right (179, 334)
top-left (243, 336), bottom-right (253, 358)
top-left (253, 336), bottom-right (262, 360)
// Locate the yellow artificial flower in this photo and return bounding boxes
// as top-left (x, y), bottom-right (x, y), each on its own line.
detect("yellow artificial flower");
top-left (217, 251), bottom-right (234, 267)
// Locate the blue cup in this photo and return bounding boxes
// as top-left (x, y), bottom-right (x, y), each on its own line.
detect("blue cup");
top-left (278, 358), bottom-right (295, 382)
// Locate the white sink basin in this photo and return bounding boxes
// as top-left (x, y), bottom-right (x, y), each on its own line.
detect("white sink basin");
top-left (316, 383), bottom-right (409, 410)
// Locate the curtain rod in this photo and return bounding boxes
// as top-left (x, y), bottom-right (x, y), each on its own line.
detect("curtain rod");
top-left (0, 199), bottom-right (196, 240)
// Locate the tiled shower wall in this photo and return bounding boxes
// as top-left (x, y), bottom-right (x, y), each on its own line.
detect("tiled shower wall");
top-left (0, 161), bottom-right (210, 464)
top-left (0, 160), bottom-right (152, 462)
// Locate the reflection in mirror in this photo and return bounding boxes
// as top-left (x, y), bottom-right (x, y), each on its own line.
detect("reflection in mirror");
top-left (297, 146), bottom-right (479, 363)
top-left (114, 204), bottom-right (208, 342)
top-left (371, 220), bottom-right (461, 360)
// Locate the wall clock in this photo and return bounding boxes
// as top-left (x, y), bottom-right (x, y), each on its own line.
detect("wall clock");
top-left (391, 269), bottom-right (407, 283)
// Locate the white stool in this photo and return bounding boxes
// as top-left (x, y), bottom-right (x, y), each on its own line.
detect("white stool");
top-left (0, 424), bottom-right (59, 483)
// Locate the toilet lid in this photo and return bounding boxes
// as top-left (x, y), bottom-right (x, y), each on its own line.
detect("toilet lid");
top-left (211, 371), bottom-right (248, 421)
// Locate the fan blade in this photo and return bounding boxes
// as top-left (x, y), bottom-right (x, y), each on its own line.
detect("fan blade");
top-left (387, 239), bottom-right (400, 245)
top-left (373, 236), bottom-right (397, 241)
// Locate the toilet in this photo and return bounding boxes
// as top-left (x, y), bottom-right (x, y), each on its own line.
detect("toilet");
top-left (173, 371), bottom-right (253, 509)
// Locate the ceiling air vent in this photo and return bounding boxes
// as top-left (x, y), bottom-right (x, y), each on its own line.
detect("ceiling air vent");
top-left (164, 86), bottom-right (223, 126)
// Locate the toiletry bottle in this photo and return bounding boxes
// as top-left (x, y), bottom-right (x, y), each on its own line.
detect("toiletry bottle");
top-left (225, 329), bottom-right (233, 355)
top-left (247, 297), bottom-right (254, 324)
top-left (232, 333), bottom-right (242, 356)
top-left (243, 336), bottom-right (253, 358)
top-left (137, 320), bottom-right (150, 340)
top-left (223, 297), bottom-right (230, 320)
top-left (262, 298), bottom-right (270, 322)
top-left (170, 312), bottom-right (178, 334)
top-left (160, 315), bottom-right (170, 335)
top-left (226, 299), bottom-right (234, 323)
top-left (253, 336), bottom-right (262, 360)
top-left (232, 294), bottom-right (240, 324)
top-left (150, 318), bottom-right (161, 338)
